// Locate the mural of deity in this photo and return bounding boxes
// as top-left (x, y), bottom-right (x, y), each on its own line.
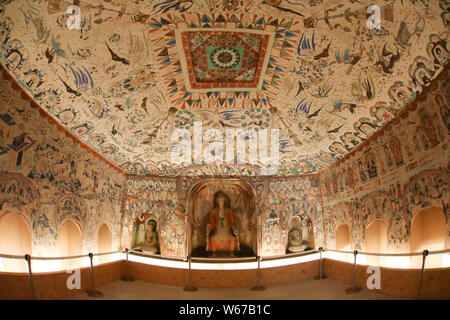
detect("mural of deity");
top-left (358, 160), bottom-right (367, 182)
top-left (389, 137), bottom-right (404, 166)
top-left (365, 152), bottom-right (378, 179)
top-left (419, 111), bottom-right (440, 148)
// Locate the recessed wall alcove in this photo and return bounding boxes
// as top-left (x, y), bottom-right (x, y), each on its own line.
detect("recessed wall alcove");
top-left (0, 211), bottom-right (31, 272)
top-left (186, 179), bottom-right (257, 258)
top-left (98, 223), bottom-right (112, 264)
top-left (335, 224), bottom-right (351, 251)
top-left (410, 207), bottom-right (446, 268)
top-left (365, 220), bottom-right (388, 266)
top-left (58, 220), bottom-right (83, 269)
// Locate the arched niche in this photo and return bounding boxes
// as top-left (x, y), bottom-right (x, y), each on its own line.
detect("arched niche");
top-left (327, 201), bottom-right (353, 249)
top-left (130, 213), bottom-right (160, 255)
top-left (0, 211), bottom-right (32, 272)
top-left (410, 207), bottom-right (446, 268)
top-left (282, 199), bottom-right (316, 254)
top-left (336, 224), bottom-right (351, 251)
top-left (365, 219), bottom-right (388, 266)
top-left (186, 178), bottom-right (257, 257)
top-left (98, 223), bottom-right (112, 264)
top-left (56, 194), bottom-right (87, 235)
top-left (58, 220), bottom-right (83, 269)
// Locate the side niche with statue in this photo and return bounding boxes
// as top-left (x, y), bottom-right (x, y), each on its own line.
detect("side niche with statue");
top-left (131, 213), bottom-right (160, 254)
top-left (286, 215), bottom-right (314, 253)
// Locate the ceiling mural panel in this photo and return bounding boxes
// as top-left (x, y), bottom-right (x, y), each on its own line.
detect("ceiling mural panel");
top-left (0, 0), bottom-right (447, 176)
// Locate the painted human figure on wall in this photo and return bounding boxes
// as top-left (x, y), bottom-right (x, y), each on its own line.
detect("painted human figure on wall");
top-left (331, 172), bottom-right (338, 193)
top-left (206, 191), bottom-right (239, 257)
top-left (419, 111), bottom-right (440, 148)
top-left (436, 94), bottom-right (449, 134)
top-left (358, 160), bottom-right (367, 182)
top-left (383, 144), bottom-right (394, 168)
top-left (347, 167), bottom-right (355, 187)
top-left (389, 137), bottom-right (404, 166)
top-left (365, 152), bottom-right (378, 178)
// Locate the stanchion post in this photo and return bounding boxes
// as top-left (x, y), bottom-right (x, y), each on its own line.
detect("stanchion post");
top-left (25, 254), bottom-right (36, 300)
top-left (183, 255), bottom-right (198, 292)
top-left (345, 250), bottom-right (362, 294)
top-left (86, 253), bottom-right (103, 298)
top-left (417, 249), bottom-right (429, 300)
top-left (121, 248), bottom-right (135, 282)
top-left (251, 256), bottom-right (266, 291)
top-left (315, 247), bottom-right (327, 280)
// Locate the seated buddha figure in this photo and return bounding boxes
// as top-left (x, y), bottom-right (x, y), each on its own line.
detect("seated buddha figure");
top-left (287, 228), bottom-right (307, 253)
top-left (140, 220), bottom-right (159, 254)
top-left (206, 191), bottom-right (240, 257)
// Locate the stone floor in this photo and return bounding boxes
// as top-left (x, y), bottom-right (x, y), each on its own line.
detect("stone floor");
top-left (68, 278), bottom-right (399, 300)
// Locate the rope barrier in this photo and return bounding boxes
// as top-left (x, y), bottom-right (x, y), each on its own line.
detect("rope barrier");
top-left (0, 247), bottom-right (447, 299)
top-left (92, 250), bottom-right (122, 257)
top-left (0, 248), bottom-right (447, 263)
top-left (315, 247), bottom-right (327, 280)
top-left (183, 255), bottom-right (198, 292)
top-left (0, 253), bottom-right (26, 259)
top-left (417, 250), bottom-right (429, 300)
top-left (25, 254), bottom-right (36, 300)
top-left (251, 256), bottom-right (266, 291)
top-left (85, 253), bottom-right (103, 298)
top-left (345, 250), bottom-right (362, 294)
top-left (324, 248), bottom-right (450, 257)
top-left (121, 248), bottom-right (135, 282)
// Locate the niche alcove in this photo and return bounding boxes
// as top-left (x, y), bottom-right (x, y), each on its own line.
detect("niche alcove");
top-left (187, 179), bottom-right (257, 258)
top-left (130, 213), bottom-right (160, 255)
top-left (365, 220), bottom-right (388, 266)
top-left (335, 224), bottom-right (351, 251)
top-left (0, 211), bottom-right (31, 272)
top-left (98, 224), bottom-right (112, 264)
top-left (58, 220), bottom-right (83, 269)
top-left (410, 207), bottom-right (446, 268)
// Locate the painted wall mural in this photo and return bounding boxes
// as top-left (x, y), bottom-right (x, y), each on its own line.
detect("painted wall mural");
top-left (0, 1), bottom-right (448, 262)
top-left (0, 77), bottom-right (126, 256)
top-left (321, 73), bottom-right (449, 251)
top-left (0, 1), bottom-right (447, 176)
top-left (123, 165), bottom-right (323, 257)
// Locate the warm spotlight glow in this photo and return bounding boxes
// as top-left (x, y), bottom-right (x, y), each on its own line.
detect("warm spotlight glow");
top-left (441, 253), bottom-right (450, 268)
top-left (128, 253), bottom-right (188, 269)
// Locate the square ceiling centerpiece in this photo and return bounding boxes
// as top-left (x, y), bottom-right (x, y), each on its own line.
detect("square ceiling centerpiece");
top-left (176, 27), bottom-right (275, 92)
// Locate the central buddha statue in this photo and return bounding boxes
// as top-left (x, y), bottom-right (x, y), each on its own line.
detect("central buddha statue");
top-left (206, 191), bottom-right (240, 257)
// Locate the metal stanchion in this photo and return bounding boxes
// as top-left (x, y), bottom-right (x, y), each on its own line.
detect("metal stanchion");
top-left (345, 250), bottom-right (361, 294)
top-left (315, 247), bottom-right (327, 280)
top-left (251, 256), bottom-right (266, 291)
top-left (417, 249), bottom-right (429, 300)
top-left (86, 253), bottom-right (103, 298)
top-left (25, 254), bottom-right (37, 300)
top-left (121, 248), bottom-right (135, 282)
top-left (183, 256), bottom-right (198, 292)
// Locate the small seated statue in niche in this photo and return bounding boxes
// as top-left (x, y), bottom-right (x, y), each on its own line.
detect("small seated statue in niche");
top-left (206, 191), bottom-right (240, 257)
top-left (140, 220), bottom-right (159, 254)
top-left (287, 228), bottom-right (308, 253)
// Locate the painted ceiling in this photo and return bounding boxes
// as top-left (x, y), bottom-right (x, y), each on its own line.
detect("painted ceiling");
top-left (0, 0), bottom-right (448, 176)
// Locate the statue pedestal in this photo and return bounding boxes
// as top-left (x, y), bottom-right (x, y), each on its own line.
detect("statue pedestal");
top-left (208, 251), bottom-right (239, 258)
